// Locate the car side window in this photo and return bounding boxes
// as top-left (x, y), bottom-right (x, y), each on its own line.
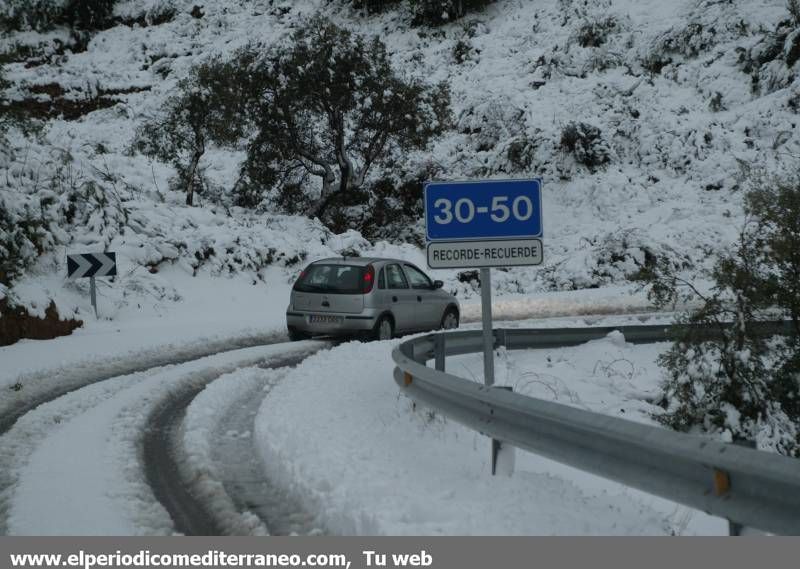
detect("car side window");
top-left (386, 264), bottom-right (409, 289)
top-left (378, 268), bottom-right (386, 290)
top-left (404, 264), bottom-right (432, 290)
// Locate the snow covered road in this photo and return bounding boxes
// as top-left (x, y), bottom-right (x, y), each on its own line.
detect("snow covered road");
top-left (144, 351), bottom-right (327, 536)
top-left (0, 340), bottom-right (326, 535)
top-left (0, 291), bottom-right (724, 536)
top-left (0, 329), bottom-right (290, 436)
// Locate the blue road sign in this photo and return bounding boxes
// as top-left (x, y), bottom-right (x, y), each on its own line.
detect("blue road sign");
top-left (424, 179), bottom-right (542, 241)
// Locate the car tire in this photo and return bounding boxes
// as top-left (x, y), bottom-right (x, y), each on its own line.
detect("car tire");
top-left (373, 315), bottom-right (394, 341)
top-left (288, 328), bottom-right (311, 341)
top-left (440, 308), bottom-right (459, 330)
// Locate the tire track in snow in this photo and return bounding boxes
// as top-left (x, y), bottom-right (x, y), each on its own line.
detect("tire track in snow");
top-left (145, 353), bottom-right (322, 536)
top-left (0, 331), bottom-right (288, 437)
top-left (0, 340), bottom-right (325, 535)
top-left (177, 363), bottom-right (326, 536)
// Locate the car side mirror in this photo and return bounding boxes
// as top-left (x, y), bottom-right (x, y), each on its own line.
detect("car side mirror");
top-left (433, 280), bottom-right (444, 289)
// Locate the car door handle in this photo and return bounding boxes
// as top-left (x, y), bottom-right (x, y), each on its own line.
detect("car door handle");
top-left (417, 296), bottom-right (422, 302)
top-left (392, 296), bottom-right (398, 302)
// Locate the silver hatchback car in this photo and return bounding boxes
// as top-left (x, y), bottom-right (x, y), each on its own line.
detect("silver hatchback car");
top-left (286, 257), bottom-right (460, 341)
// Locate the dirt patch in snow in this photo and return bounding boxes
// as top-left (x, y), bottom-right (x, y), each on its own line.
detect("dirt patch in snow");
top-left (6, 83), bottom-right (151, 121)
top-left (0, 299), bottom-right (82, 346)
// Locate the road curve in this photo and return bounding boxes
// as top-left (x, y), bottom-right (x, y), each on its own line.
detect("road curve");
top-left (0, 334), bottom-right (315, 536)
top-left (0, 332), bottom-right (288, 437)
top-left (142, 351), bottom-right (326, 536)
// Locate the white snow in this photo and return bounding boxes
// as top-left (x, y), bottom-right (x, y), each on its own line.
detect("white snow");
top-left (3, 0), bottom-right (798, 330)
top-left (2, 0), bottom-right (798, 536)
top-left (178, 357), bottom-right (325, 536)
top-left (1, 340), bottom-right (324, 535)
top-left (252, 313), bottom-right (725, 535)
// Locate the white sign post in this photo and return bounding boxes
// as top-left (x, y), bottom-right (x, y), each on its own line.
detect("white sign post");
top-left (480, 267), bottom-right (495, 385)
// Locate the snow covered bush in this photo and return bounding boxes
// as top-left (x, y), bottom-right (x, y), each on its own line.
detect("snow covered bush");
top-left (238, 16), bottom-right (451, 222)
top-left (409, 0), bottom-right (496, 26)
top-left (644, 172), bottom-right (800, 456)
top-left (0, 71), bottom-right (52, 291)
top-left (0, 66), bottom-right (14, 159)
top-left (65, 0), bottom-right (116, 29)
top-left (457, 97), bottom-right (525, 153)
top-left (559, 122), bottom-right (611, 172)
top-left (451, 39), bottom-right (473, 64)
top-left (790, 0), bottom-right (800, 26)
top-left (347, 0), bottom-right (402, 14)
top-left (0, 0), bottom-right (65, 31)
top-left (0, 194), bottom-right (52, 289)
top-left (360, 171), bottom-right (431, 244)
top-left (113, 0), bottom-right (177, 26)
top-left (573, 15), bottom-right (621, 48)
top-left (739, 15), bottom-right (800, 95)
top-left (0, 0), bottom-right (116, 31)
top-left (0, 145), bottom-right (129, 294)
top-left (45, 152), bottom-right (130, 248)
top-left (638, 0), bottom-right (750, 74)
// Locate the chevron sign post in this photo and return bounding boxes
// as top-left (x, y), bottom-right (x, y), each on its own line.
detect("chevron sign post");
top-left (67, 252), bottom-right (117, 318)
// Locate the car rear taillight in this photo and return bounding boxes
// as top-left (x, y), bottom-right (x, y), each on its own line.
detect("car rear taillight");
top-left (363, 265), bottom-right (375, 293)
top-left (293, 269), bottom-right (306, 290)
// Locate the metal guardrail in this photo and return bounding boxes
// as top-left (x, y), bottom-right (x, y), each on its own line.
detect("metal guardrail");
top-left (392, 321), bottom-right (800, 535)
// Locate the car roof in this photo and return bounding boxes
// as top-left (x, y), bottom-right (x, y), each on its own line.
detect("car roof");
top-left (310, 257), bottom-right (416, 267)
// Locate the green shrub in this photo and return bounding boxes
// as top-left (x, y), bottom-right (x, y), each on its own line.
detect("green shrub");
top-left (1, 148), bottom-right (129, 290)
top-left (0, 194), bottom-right (50, 287)
top-left (347, 0), bottom-right (403, 14)
top-left (410, 0), bottom-right (496, 26)
top-left (574, 16), bottom-right (621, 48)
top-left (643, 172), bottom-right (800, 456)
top-left (1, 0), bottom-right (116, 31)
top-left (560, 122), bottom-right (611, 170)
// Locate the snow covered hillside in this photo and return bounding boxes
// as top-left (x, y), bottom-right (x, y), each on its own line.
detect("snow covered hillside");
top-left (1, 0), bottom-right (799, 339)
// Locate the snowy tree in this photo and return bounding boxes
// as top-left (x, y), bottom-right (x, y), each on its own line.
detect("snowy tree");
top-left (133, 58), bottom-right (250, 206)
top-left (239, 17), bottom-right (451, 220)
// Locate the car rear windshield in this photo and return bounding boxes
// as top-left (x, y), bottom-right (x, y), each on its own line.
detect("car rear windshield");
top-left (293, 264), bottom-right (367, 294)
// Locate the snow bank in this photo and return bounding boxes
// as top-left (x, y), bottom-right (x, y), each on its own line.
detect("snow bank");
top-left (254, 336), bottom-right (682, 535)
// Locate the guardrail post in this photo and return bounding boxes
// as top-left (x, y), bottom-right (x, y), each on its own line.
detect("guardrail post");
top-left (412, 343), bottom-right (428, 366)
top-left (496, 329), bottom-right (508, 350)
top-left (434, 334), bottom-right (445, 372)
top-left (728, 439), bottom-right (757, 536)
top-left (491, 386), bottom-right (514, 476)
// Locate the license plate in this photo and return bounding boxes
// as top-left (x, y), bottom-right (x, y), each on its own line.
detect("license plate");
top-left (309, 314), bottom-right (343, 324)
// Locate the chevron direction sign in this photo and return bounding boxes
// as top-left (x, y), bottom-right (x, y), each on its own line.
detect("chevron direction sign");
top-left (67, 252), bottom-right (117, 280)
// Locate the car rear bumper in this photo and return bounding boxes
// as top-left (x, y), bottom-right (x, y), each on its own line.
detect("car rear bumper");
top-left (286, 309), bottom-right (377, 335)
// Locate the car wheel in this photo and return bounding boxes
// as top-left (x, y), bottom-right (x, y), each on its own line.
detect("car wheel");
top-left (441, 308), bottom-right (459, 330)
top-left (374, 315), bottom-right (394, 341)
top-left (288, 328), bottom-right (311, 341)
